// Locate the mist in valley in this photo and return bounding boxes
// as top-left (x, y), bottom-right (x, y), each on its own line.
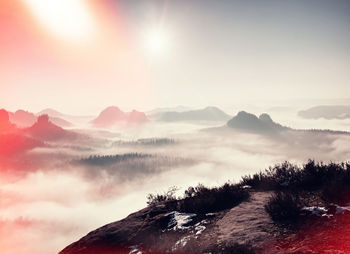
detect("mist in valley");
top-left (1, 105), bottom-right (350, 254)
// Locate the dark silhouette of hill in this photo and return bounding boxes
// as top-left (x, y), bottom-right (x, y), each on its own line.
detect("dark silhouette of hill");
top-left (298, 105), bottom-right (350, 119)
top-left (0, 109), bottom-right (43, 156)
top-left (25, 114), bottom-right (75, 141)
top-left (0, 109), bottom-right (17, 134)
top-left (227, 111), bottom-right (289, 134)
top-left (91, 106), bottom-right (148, 127)
top-left (159, 106), bottom-right (231, 122)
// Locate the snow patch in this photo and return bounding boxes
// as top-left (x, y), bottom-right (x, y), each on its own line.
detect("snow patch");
top-left (302, 206), bottom-right (327, 216)
top-left (301, 206), bottom-right (334, 218)
top-left (302, 206), bottom-right (328, 217)
top-left (195, 225), bottom-right (206, 236)
top-left (171, 218), bottom-right (209, 251)
top-left (335, 205), bottom-right (350, 214)
top-left (173, 235), bottom-right (192, 250)
top-left (167, 211), bottom-right (196, 230)
top-left (129, 245), bottom-right (142, 254)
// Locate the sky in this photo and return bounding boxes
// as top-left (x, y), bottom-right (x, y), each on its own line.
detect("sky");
top-left (1, 0), bottom-right (349, 115)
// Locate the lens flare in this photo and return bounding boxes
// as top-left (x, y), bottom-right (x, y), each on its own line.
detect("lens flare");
top-left (22, 0), bottom-right (95, 42)
top-left (144, 29), bottom-right (170, 54)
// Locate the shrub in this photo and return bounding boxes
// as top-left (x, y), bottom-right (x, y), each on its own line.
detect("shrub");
top-left (265, 191), bottom-right (304, 224)
top-left (179, 183), bottom-right (249, 214)
top-left (147, 186), bottom-right (178, 206)
top-left (241, 172), bottom-right (275, 190)
top-left (146, 183), bottom-right (249, 214)
top-left (241, 160), bottom-right (350, 194)
top-left (241, 161), bottom-right (302, 191)
top-left (321, 180), bottom-right (350, 205)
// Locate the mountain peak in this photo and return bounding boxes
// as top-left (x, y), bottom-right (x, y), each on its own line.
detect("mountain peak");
top-left (227, 111), bottom-right (287, 134)
top-left (259, 113), bottom-right (273, 123)
top-left (25, 114), bottom-right (71, 140)
top-left (9, 109), bottom-right (37, 127)
top-left (103, 106), bottom-right (122, 112)
top-left (37, 114), bottom-right (50, 124)
top-left (91, 107), bottom-right (148, 127)
top-left (128, 110), bottom-right (148, 123)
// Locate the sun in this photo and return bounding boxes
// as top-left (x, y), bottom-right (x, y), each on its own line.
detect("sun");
top-left (144, 29), bottom-right (170, 55)
top-left (22, 0), bottom-right (95, 42)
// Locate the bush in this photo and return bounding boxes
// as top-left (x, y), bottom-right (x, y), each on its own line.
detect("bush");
top-left (241, 160), bottom-right (350, 195)
top-left (179, 183), bottom-right (249, 214)
top-left (146, 183), bottom-right (250, 214)
top-left (241, 161), bottom-right (302, 191)
top-left (322, 180), bottom-right (350, 205)
top-left (265, 191), bottom-right (304, 224)
top-left (147, 186), bottom-right (178, 206)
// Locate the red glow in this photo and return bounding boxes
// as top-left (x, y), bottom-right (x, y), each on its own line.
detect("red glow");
top-left (0, 0), bottom-right (152, 112)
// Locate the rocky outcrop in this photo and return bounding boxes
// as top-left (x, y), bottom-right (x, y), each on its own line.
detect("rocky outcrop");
top-left (227, 111), bottom-right (289, 134)
top-left (91, 107), bottom-right (148, 127)
top-left (59, 192), bottom-right (277, 254)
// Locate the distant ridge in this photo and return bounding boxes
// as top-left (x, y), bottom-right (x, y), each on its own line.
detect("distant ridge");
top-left (298, 105), bottom-right (350, 120)
top-left (50, 117), bottom-right (73, 127)
top-left (91, 106), bottom-right (148, 127)
top-left (37, 108), bottom-right (65, 118)
top-left (6, 108), bottom-right (73, 128)
top-left (158, 106), bottom-right (231, 122)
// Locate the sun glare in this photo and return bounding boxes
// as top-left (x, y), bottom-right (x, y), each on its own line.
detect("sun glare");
top-left (144, 29), bottom-right (169, 55)
top-left (22, 0), bottom-right (95, 42)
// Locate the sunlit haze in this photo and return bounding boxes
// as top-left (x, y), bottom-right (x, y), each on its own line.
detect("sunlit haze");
top-left (1, 0), bottom-right (349, 114)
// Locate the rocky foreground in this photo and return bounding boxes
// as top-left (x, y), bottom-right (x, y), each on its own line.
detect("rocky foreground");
top-left (60, 161), bottom-right (350, 254)
top-left (59, 191), bottom-right (272, 254)
top-left (59, 191), bottom-right (350, 254)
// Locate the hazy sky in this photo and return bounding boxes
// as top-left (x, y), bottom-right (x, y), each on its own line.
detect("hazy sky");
top-left (1, 0), bottom-right (349, 114)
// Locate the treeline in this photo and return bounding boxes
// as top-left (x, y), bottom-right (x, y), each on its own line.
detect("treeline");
top-left (77, 153), bottom-right (195, 181)
top-left (79, 153), bottom-right (153, 166)
top-left (113, 138), bottom-right (176, 147)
